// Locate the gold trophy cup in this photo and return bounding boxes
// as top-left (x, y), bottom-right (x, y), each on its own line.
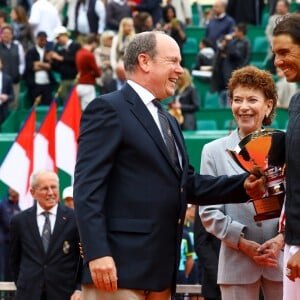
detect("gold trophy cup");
top-left (227, 129), bottom-right (285, 221)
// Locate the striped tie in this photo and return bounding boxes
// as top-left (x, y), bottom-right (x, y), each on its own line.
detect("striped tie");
top-left (42, 211), bottom-right (51, 252)
top-left (153, 99), bottom-right (181, 176)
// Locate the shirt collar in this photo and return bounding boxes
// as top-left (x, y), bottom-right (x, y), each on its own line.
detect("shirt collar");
top-left (36, 202), bottom-right (58, 216)
top-left (127, 80), bottom-right (155, 106)
top-left (216, 12), bottom-right (226, 19)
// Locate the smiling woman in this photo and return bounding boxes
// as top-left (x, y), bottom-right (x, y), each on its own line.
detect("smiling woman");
top-left (227, 65), bottom-right (277, 138)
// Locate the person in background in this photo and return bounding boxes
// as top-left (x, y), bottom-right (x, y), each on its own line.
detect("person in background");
top-left (176, 227), bottom-right (196, 300)
top-left (167, 0), bottom-right (192, 26)
top-left (49, 0), bottom-right (67, 23)
top-left (105, 0), bottom-right (132, 32)
top-left (0, 10), bottom-right (9, 42)
top-left (28, 0), bottom-right (62, 48)
top-left (127, 0), bottom-right (162, 28)
top-left (73, 30), bottom-right (267, 300)
top-left (183, 204), bottom-right (201, 286)
top-left (94, 30), bottom-right (116, 94)
top-left (10, 6), bottom-right (34, 53)
top-left (0, 25), bottom-right (25, 110)
top-left (62, 185), bottom-right (74, 209)
top-left (0, 187), bottom-right (20, 281)
top-left (23, 31), bottom-right (56, 106)
top-left (50, 25), bottom-right (81, 104)
top-left (194, 207), bottom-right (221, 300)
top-left (161, 4), bottom-right (186, 65)
top-left (205, 0), bottom-right (236, 51)
top-left (193, 38), bottom-right (215, 71)
top-left (261, 13), bottom-right (300, 300)
top-left (133, 11), bottom-right (154, 33)
top-left (74, 0), bottom-right (106, 45)
top-left (211, 23), bottom-right (251, 108)
top-left (110, 17), bottom-right (135, 90)
top-left (75, 33), bottom-right (101, 110)
top-left (0, 57), bottom-right (14, 126)
top-left (199, 65), bottom-right (284, 300)
top-left (65, 0), bottom-right (77, 33)
top-left (168, 68), bottom-right (199, 131)
top-left (226, 0), bottom-right (265, 26)
top-left (9, 170), bottom-right (81, 300)
top-left (200, 7), bottom-right (213, 28)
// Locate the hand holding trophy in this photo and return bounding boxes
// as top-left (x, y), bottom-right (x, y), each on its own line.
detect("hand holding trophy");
top-left (228, 128), bottom-right (285, 221)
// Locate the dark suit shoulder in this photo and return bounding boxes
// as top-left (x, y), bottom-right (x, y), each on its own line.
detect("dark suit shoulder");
top-left (58, 204), bottom-right (76, 218)
top-left (87, 84), bottom-right (137, 112)
top-left (10, 205), bottom-right (35, 224)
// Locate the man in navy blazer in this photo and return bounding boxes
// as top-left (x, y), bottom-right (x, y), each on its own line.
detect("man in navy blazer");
top-left (74, 31), bottom-right (265, 300)
top-left (9, 170), bottom-right (81, 300)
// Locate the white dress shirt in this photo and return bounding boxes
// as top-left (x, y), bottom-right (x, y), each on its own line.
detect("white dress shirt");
top-left (36, 203), bottom-right (58, 236)
top-left (127, 80), bottom-right (182, 166)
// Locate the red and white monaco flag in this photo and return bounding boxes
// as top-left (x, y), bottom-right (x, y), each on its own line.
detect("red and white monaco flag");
top-left (55, 87), bottom-right (81, 181)
top-left (0, 108), bottom-right (36, 209)
top-left (34, 101), bottom-right (57, 173)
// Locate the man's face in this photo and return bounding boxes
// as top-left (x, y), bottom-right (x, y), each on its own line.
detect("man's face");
top-left (30, 172), bottom-right (59, 210)
top-left (1, 28), bottom-right (13, 44)
top-left (213, 1), bottom-right (225, 16)
top-left (56, 34), bottom-right (68, 46)
top-left (37, 36), bottom-right (47, 48)
top-left (276, 1), bottom-right (289, 15)
top-left (145, 35), bottom-right (184, 99)
top-left (272, 34), bottom-right (300, 83)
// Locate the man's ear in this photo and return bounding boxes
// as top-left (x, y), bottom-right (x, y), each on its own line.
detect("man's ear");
top-left (138, 53), bottom-right (151, 72)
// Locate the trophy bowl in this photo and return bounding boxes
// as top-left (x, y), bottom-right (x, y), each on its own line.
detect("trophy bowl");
top-left (227, 129), bottom-right (285, 221)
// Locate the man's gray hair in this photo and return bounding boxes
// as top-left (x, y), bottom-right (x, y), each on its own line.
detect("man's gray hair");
top-left (30, 170), bottom-right (59, 188)
top-left (124, 31), bottom-right (166, 73)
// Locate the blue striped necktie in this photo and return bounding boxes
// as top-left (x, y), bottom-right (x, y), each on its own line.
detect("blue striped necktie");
top-left (153, 99), bottom-right (181, 176)
top-left (42, 211), bottom-right (51, 252)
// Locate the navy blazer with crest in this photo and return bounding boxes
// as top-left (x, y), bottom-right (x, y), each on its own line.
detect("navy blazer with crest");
top-left (9, 203), bottom-right (81, 300)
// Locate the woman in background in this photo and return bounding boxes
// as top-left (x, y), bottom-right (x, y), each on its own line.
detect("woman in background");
top-left (94, 30), bottom-right (116, 94)
top-left (161, 4), bottom-right (186, 63)
top-left (110, 17), bottom-right (135, 90)
top-left (169, 68), bottom-right (199, 130)
top-left (10, 6), bottom-right (33, 53)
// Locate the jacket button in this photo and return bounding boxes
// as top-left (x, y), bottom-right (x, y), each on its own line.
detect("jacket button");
top-left (256, 222), bottom-right (262, 227)
top-left (178, 218), bottom-right (181, 224)
top-left (180, 187), bottom-right (184, 193)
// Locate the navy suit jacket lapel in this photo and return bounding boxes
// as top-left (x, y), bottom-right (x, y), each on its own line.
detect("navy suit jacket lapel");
top-left (26, 205), bottom-right (45, 254)
top-left (123, 84), bottom-right (183, 175)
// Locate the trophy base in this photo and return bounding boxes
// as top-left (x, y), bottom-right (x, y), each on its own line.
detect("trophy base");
top-left (252, 193), bottom-right (284, 222)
